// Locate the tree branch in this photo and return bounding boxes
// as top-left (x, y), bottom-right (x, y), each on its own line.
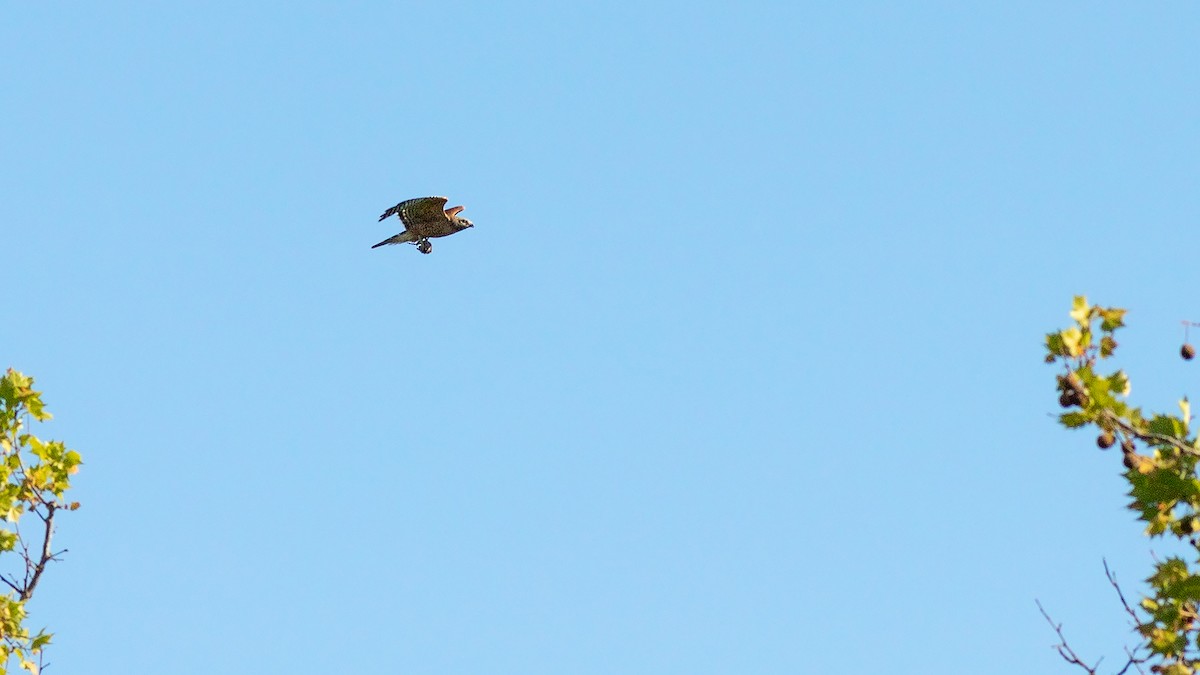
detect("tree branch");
top-left (21, 502), bottom-right (55, 602)
top-left (0, 575), bottom-right (21, 595)
top-left (1037, 597), bottom-right (1147, 675)
top-left (1100, 410), bottom-right (1200, 458)
top-left (1038, 599), bottom-right (1102, 674)
top-left (1103, 559), bottom-right (1142, 629)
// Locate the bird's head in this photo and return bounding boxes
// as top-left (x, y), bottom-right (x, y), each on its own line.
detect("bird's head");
top-left (446, 204), bottom-right (474, 230)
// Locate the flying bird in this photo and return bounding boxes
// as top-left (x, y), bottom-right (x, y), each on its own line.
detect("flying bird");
top-left (371, 196), bottom-right (474, 254)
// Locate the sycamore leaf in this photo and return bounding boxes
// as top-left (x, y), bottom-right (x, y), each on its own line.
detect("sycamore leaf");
top-left (25, 397), bottom-right (49, 422)
top-left (1149, 415), bottom-right (1188, 439)
top-left (1110, 370), bottom-right (1131, 397)
top-left (1061, 327), bottom-right (1084, 357)
top-left (27, 438), bottom-right (45, 461)
top-left (1133, 470), bottom-right (1198, 501)
top-left (1099, 307), bottom-right (1128, 331)
top-left (1070, 295), bottom-right (1090, 324)
top-left (1045, 332), bottom-right (1065, 357)
top-left (1161, 574), bottom-right (1200, 601)
top-left (1149, 558), bottom-right (1190, 586)
top-left (1060, 412), bottom-right (1089, 428)
top-left (1149, 628), bottom-right (1188, 657)
top-left (1100, 335), bottom-right (1117, 358)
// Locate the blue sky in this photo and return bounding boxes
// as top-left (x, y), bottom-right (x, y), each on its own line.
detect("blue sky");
top-left (3, 2), bottom-right (1198, 672)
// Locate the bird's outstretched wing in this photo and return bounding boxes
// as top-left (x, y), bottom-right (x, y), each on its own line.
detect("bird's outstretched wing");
top-left (378, 196), bottom-right (450, 224)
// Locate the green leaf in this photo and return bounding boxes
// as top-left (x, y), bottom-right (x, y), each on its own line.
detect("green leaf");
top-left (1130, 470), bottom-right (1200, 505)
top-left (1109, 370), bottom-right (1131, 397)
top-left (1059, 412), bottom-right (1090, 428)
top-left (27, 437), bottom-right (46, 461)
top-left (30, 633), bottom-right (50, 652)
top-left (1149, 415), bottom-right (1188, 439)
top-left (1100, 335), bottom-right (1117, 358)
top-left (1150, 625), bottom-right (1188, 655)
top-left (1084, 378), bottom-right (1120, 410)
top-left (25, 396), bottom-right (50, 422)
top-left (1099, 307), bottom-right (1127, 331)
top-left (1149, 557), bottom-right (1190, 586)
top-left (1045, 332), bottom-right (1066, 357)
top-left (1161, 571), bottom-right (1200, 598)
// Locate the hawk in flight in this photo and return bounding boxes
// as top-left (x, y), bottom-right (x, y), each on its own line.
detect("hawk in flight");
top-left (371, 196), bottom-right (474, 254)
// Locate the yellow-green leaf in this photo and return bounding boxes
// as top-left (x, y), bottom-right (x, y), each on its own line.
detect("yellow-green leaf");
top-left (1099, 307), bottom-right (1128, 331)
top-left (1061, 327), bottom-right (1084, 357)
top-left (1070, 295), bottom-right (1090, 324)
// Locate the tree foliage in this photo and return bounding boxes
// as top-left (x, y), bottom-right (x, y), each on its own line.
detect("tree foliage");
top-left (0, 370), bottom-right (81, 674)
top-left (1046, 297), bottom-right (1200, 674)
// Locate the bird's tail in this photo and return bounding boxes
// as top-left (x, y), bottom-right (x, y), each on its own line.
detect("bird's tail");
top-left (371, 231), bottom-right (417, 248)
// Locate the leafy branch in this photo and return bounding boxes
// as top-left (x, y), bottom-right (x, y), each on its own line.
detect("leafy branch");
top-left (0, 370), bottom-right (82, 674)
top-left (1044, 297), bottom-right (1200, 675)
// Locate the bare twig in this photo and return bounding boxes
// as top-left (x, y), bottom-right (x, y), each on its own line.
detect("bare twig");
top-left (1111, 650), bottom-right (1143, 675)
top-left (1103, 559), bottom-right (1142, 628)
top-left (1123, 645), bottom-right (1147, 675)
top-left (1037, 599), bottom-right (1102, 674)
top-left (1037, 597), bottom-right (1146, 675)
